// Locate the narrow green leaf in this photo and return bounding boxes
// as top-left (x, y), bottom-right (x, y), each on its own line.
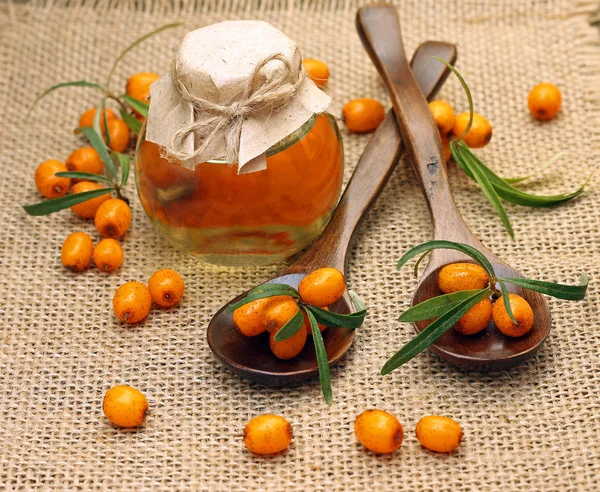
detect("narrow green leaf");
top-left (306, 308), bottom-right (332, 405)
top-left (497, 281), bottom-right (517, 324)
top-left (455, 142), bottom-right (514, 238)
top-left (120, 109), bottom-right (142, 135)
top-left (504, 152), bottom-right (565, 184)
top-left (55, 172), bottom-right (113, 184)
top-left (22, 188), bottom-right (112, 216)
top-left (305, 305), bottom-right (367, 329)
top-left (94, 98), bottom-right (111, 146)
top-left (28, 80), bottom-right (105, 117)
top-left (113, 152), bottom-right (131, 188)
top-left (106, 22), bottom-right (183, 89)
top-left (397, 240), bottom-right (496, 278)
top-left (502, 275), bottom-right (589, 301)
top-left (227, 283), bottom-right (301, 312)
top-left (381, 289), bottom-right (491, 375)
top-left (349, 290), bottom-right (366, 311)
top-left (413, 249), bottom-right (432, 278)
top-left (273, 309), bottom-right (305, 342)
top-left (79, 126), bottom-right (118, 181)
top-left (120, 95), bottom-right (149, 117)
top-left (399, 290), bottom-right (482, 322)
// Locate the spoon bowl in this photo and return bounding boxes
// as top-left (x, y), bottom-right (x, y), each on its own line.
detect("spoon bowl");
top-left (207, 40), bottom-right (459, 385)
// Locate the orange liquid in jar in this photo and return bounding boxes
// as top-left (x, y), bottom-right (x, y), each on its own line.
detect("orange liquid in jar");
top-left (135, 114), bottom-right (343, 266)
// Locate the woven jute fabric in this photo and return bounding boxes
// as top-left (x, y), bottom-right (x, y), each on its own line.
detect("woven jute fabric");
top-left (1, 0), bottom-right (600, 490)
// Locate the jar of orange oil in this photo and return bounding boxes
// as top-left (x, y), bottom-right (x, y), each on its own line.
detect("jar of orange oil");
top-left (135, 21), bottom-right (343, 266)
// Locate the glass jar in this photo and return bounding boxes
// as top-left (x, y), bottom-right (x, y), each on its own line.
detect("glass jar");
top-left (135, 113), bottom-right (343, 266)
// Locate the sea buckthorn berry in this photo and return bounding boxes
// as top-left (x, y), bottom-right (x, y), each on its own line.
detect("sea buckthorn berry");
top-left (148, 268), bottom-right (185, 308)
top-left (354, 409), bottom-right (404, 454)
top-left (233, 298), bottom-right (270, 337)
top-left (298, 267), bottom-right (346, 307)
top-left (528, 83), bottom-right (562, 121)
top-left (262, 297), bottom-right (299, 333)
top-left (126, 72), bottom-right (159, 104)
top-left (438, 263), bottom-right (490, 294)
top-left (416, 415), bottom-right (463, 453)
top-left (243, 414), bottom-right (293, 455)
top-left (79, 107), bottom-right (117, 129)
top-left (452, 112), bottom-right (493, 148)
top-left (113, 281), bottom-right (152, 324)
top-left (65, 147), bottom-right (104, 178)
top-left (69, 181), bottom-right (111, 219)
top-left (102, 385), bottom-right (148, 428)
top-left (94, 198), bottom-right (131, 238)
top-left (93, 238), bottom-right (123, 272)
top-left (106, 119), bottom-right (131, 153)
top-left (440, 133), bottom-right (451, 163)
top-left (35, 159), bottom-right (71, 198)
top-left (454, 298), bottom-right (492, 335)
top-left (61, 232), bottom-right (93, 272)
top-left (302, 58), bottom-right (329, 88)
top-left (492, 294), bottom-right (534, 337)
top-left (269, 325), bottom-right (307, 359)
top-left (342, 98), bottom-right (385, 134)
top-left (429, 100), bottom-right (455, 135)
top-left (303, 307), bottom-right (328, 336)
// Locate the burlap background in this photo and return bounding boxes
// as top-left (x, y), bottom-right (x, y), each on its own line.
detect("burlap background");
top-left (1, 0), bottom-right (599, 490)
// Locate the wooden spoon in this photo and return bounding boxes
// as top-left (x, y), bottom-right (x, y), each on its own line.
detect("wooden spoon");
top-left (356, 4), bottom-right (551, 371)
top-left (207, 41), bottom-right (458, 385)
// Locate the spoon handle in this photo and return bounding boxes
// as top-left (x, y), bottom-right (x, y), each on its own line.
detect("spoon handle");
top-left (285, 40), bottom-right (457, 274)
top-left (356, 4), bottom-right (475, 245)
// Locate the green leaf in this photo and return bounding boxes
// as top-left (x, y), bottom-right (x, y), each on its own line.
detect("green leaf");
top-left (502, 275), bottom-right (589, 301)
top-left (120, 95), bottom-right (149, 117)
top-left (397, 240), bottom-right (496, 278)
top-left (349, 290), bottom-right (366, 311)
top-left (504, 152), bottom-right (564, 184)
top-left (398, 290), bottom-right (483, 322)
top-left (94, 98), bottom-right (111, 146)
top-left (498, 280), bottom-right (517, 324)
top-left (273, 309), bottom-right (305, 342)
top-left (114, 152), bottom-right (131, 188)
top-left (28, 80), bottom-right (105, 117)
top-left (120, 109), bottom-right (143, 135)
top-left (304, 304), bottom-right (367, 329)
top-left (106, 22), bottom-right (183, 89)
top-left (227, 283), bottom-right (301, 312)
top-left (22, 188), bottom-right (112, 216)
top-left (55, 172), bottom-right (113, 184)
top-left (454, 142), bottom-right (515, 238)
top-left (79, 126), bottom-right (118, 181)
top-left (306, 308), bottom-right (332, 405)
top-left (381, 289), bottom-right (491, 375)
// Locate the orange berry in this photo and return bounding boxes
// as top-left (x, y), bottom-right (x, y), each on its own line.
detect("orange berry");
top-left (302, 58), bottom-right (329, 88)
top-left (69, 181), bottom-right (111, 219)
top-left (342, 98), bottom-right (385, 133)
top-left (102, 385), bottom-right (148, 428)
top-left (65, 147), bottom-right (104, 178)
top-left (93, 238), bottom-right (123, 272)
top-left (298, 267), bottom-right (346, 307)
top-left (452, 112), bottom-right (493, 148)
top-left (61, 232), bottom-right (93, 272)
top-left (79, 107), bottom-right (117, 129)
top-left (438, 263), bottom-right (490, 294)
top-left (416, 415), bottom-right (463, 453)
top-left (148, 268), bottom-right (185, 308)
top-left (243, 414), bottom-right (293, 455)
top-left (269, 325), bottom-right (307, 360)
top-left (440, 133), bottom-right (451, 163)
top-left (492, 294), bottom-right (534, 337)
top-left (528, 83), bottom-right (562, 121)
top-left (35, 159), bottom-right (71, 198)
top-left (429, 100), bottom-right (455, 134)
top-left (113, 281), bottom-right (152, 324)
top-left (262, 296), bottom-right (299, 333)
top-left (302, 307), bottom-right (328, 337)
top-left (454, 298), bottom-right (492, 335)
top-left (94, 198), bottom-right (131, 238)
top-left (126, 72), bottom-right (159, 104)
top-left (233, 298), bottom-right (270, 337)
top-left (106, 119), bottom-right (131, 153)
top-left (354, 409), bottom-right (404, 454)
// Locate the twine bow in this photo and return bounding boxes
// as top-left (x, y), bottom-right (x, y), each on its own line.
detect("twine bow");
top-left (166, 53), bottom-right (304, 165)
